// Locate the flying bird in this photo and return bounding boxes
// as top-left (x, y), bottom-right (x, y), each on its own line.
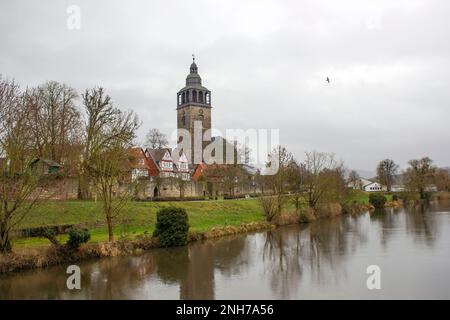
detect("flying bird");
top-left (326, 77), bottom-right (330, 83)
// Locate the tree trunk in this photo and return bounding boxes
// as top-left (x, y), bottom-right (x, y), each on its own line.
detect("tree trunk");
top-left (78, 174), bottom-right (91, 200)
top-left (106, 215), bottom-right (114, 242)
top-left (295, 194), bottom-right (300, 211)
top-left (0, 222), bottom-right (12, 254)
top-left (419, 187), bottom-right (425, 200)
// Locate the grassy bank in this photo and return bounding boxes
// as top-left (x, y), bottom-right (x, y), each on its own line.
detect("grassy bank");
top-left (0, 190), bottom-right (391, 273)
top-left (12, 190), bottom-right (381, 250)
top-left (12, 198), bottom-right (266, 249)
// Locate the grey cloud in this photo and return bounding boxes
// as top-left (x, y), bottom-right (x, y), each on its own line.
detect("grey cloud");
top-left (1, 0), bottom-right (449, 171)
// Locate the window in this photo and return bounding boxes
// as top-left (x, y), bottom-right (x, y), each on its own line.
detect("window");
top-left (138, 158), bottom-right (144, 165)
top-left (161, 161), bottom-right (172, 170)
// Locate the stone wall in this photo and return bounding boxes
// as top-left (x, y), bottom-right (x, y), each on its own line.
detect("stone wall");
top-left (33, 177), bottom-right (79, 200)
top-left (31, 176), bottom-right (262, 201)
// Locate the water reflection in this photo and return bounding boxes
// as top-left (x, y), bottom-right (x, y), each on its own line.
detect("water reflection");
top-left (1, 204), bottom-right (450, 299)
top-left (156, 236), bottom-right (249, 299)
top-left (0, 254), bottom-right (157, 299)
top-left (263, 227), bottom-right (304, 298)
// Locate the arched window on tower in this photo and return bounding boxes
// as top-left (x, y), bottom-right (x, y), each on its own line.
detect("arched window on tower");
top-left (178, 93), bottom-right (181, 106)
top-left (199, 91), bottom-right (204, 103)
top-left (193, 90), bottom-right (197, 102)
top-left (182, 111), bottom-right (186, 126)
top-left (182, 92), bottom-right (186, 104)
top-left (206, 92), bottom-right (210, 104)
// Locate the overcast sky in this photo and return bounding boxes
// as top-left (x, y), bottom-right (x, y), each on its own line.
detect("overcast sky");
top-left (1, 0), bottom-right (450, 173)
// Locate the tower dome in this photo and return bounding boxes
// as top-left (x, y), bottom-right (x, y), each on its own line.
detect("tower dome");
top-left (177, 56), bottom-right (211, 108)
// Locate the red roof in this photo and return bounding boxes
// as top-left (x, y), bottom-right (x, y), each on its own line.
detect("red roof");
top-left (191, 163), bottom-right (231, 182)
top-left (192, 162), bottom-right (207, 181)
top-left (128, 147), bottom-right (160, 177)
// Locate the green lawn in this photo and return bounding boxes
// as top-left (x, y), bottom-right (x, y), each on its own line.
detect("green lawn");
top-left (13, 198), bottom-right (266, 249)
top-left (12, 191), bottom-right (391, 250)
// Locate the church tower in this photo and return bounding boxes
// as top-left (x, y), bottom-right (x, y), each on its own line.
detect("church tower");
top-left (177, 57), bottom-right (212, 165)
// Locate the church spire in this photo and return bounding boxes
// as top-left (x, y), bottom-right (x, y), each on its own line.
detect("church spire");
top-left (177, 56), bottom-right (211, 108)
top-left (190, 54), bottom-right (198, 74)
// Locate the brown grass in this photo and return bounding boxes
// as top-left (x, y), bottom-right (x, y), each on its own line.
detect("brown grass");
top-left (204, 222), bottom-right (274, 239)
top-left (315, 203), bottom-right (343, 218)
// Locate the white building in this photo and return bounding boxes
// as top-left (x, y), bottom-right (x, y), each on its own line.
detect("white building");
top-left (362, 181), bottom-right (387, 192)
top-left (348, 178), bottom-right (387, 192)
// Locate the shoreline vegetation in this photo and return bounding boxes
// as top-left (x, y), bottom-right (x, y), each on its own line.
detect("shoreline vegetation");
top-left (0, 190), bottom-right (407, 274)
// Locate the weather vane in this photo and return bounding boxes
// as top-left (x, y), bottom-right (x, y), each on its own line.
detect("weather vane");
top-left (192, 53), bottom-right (195, 62)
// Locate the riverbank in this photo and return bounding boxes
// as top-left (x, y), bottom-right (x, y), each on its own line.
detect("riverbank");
top-left (12, 198), bottom-right (266, 248)
top-left (1, 190), bottom-right (391, 274)
top-left (3, 203), bottom-right (449, 299)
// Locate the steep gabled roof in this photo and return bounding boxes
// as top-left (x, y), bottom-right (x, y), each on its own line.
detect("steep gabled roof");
top-left (30, 158), bottom-right (63, 168)
top-left (145, 148), bottom-right (174, 174)
top-left (128, 147), bottom-right (149, 169)
top-left (145, 148), bottom-right (172, 163)
top-left (128, 147), bottom-right (160, 176)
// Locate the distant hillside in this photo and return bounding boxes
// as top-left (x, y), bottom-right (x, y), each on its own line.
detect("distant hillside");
top-left (355, 170), bottom-right (375, 179)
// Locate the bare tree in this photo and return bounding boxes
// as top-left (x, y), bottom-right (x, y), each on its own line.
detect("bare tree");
top-left (259, 195), bottom-right (278, 222)
top-left (175, 175), bottom-right (188, 199)
top-left (235, 142), bottom-right (252, 165)
top-left (303, 151), bottom-right (343, 208)
top-left (25, 81), bottom-right (82, 168)
top-left (405, 157), bottom-right (436, 200)
top-left (288, 160), bottom-right (305, 212)
top-left (0, 77), bottom-right (41, 253)
top-left (223, 165), bottom-right (244, 196)
top-left (376, 159), bottom-right (399, 191)
top-left (348, 170), bottom-right (360, 183)
top-left (264, 146), bottom-right (294, 219)
top-left (145, 128), bottom-right (168, 149)
top-left (82, 87), bottom-right (140, 241)
top-left (434, 168), bottom-right (450, 192)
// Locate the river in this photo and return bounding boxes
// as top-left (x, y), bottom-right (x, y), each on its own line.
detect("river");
top-left (1, 202), bottom-right (450, 299)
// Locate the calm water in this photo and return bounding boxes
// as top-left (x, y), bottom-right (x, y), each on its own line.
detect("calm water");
top-left (1, 202), bottom-right (450, 299)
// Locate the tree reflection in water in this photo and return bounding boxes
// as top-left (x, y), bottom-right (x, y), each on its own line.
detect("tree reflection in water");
top-left (0, 254), bottom-right (156, 299)
top-left (370, 205), bottom-right (439, 248)
top-left (262, 227), bottom-right (304, 298)
top-left (261, 213), bottom-right (370, 298)
top-left (154, 235), bottom-right (248, 299)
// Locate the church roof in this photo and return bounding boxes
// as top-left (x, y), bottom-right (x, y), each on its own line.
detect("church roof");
top-left (177, 57), bottom-right (210, 93)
